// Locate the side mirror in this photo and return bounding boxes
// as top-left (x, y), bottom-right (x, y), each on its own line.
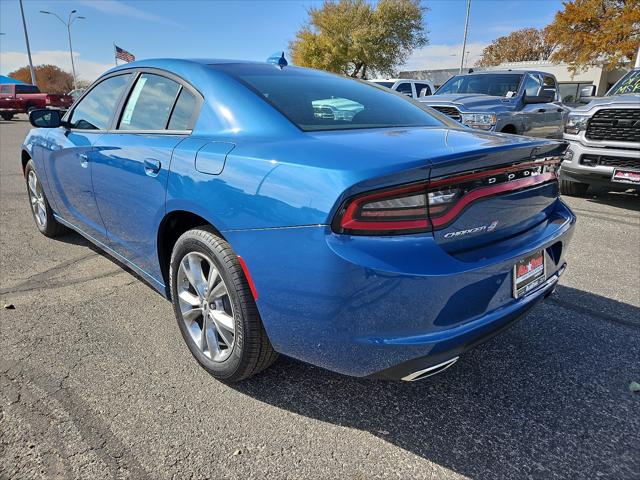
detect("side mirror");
top-left (579, 85), bottom-right (596, 98)
top-left (523, 89), bottom-right (555, 104)
top-left (29, 109), bottom-right (62, 128)
top-left (578, 85), bottom-right (598, 103)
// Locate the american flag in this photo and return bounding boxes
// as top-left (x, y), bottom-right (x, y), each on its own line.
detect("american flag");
top-left (115, 45), bottom-right (135, 63)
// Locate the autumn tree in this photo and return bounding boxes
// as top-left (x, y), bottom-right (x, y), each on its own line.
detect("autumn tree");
top-left (476, 28), bottom-right (555, 67)
top-left (289, 0), bottom-right (427, 78)
top-left (9, 65), bottom-right (74, 94)
top-left (546, 0), bottom-right (640, 71)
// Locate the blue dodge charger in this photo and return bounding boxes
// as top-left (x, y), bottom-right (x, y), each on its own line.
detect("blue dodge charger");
top-left (21, 59), bottom-right (575, 382)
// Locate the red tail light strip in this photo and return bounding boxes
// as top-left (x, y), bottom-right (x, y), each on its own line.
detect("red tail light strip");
top-left (335, 157), bottom-right (560, 235)
top-left (429, 172), bottom-right (556, 228)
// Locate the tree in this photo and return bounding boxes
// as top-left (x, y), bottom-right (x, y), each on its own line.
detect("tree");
top-left (546, 0), bottom-right (640, 71)
top-left (476, 28), bottom-right (555, 67)
top-left (289, 0), bottom-right (427, 78)
top-left (9, 65), bottom-right (74, 94)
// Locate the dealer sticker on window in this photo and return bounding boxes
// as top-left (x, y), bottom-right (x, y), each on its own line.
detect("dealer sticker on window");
top-left (513, 250), bottom-right (545, 298)
top-left (612, 169), bottom-right (640, 185)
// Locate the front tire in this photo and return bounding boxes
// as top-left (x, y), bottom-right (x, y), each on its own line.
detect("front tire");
top-left (24, 160), bottom-right (67, 237)
top-left (560, 179), bottom-right (589, 197)
top-left (1, 113), bottom-right (13, 121)
top-left (169, 227), bottom-right (278, 382)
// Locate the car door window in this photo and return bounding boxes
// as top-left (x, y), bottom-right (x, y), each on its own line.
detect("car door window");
top-left (119, 74), bottom-right (181, 131)
top-left (168, 88), bottom-right (196, 130)
top-left (69, 74), bottom-right (131, 130)
top-left (415, 83), bottom-right (432, 96)
top-left (523, 74), bottom-right (541, 97)
top-left (0, 85), bottom-right (12, 94)
top-left (541, 75), bottom-right (557, 100)
top-left (395, 82), bottom-right (413, 96)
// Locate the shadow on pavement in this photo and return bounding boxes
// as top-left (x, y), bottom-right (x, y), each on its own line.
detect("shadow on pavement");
top-left (583, 189), bottom-right (640, 211)
top-left (232, 285), bottom-right (640, 479)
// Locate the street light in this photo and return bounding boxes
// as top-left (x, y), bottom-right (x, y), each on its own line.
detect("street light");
top-left (40, 9), bottom-right (85, 90)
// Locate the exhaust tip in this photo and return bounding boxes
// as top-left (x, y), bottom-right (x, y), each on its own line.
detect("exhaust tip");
top-left (401, 356), bottom-right (459, 382)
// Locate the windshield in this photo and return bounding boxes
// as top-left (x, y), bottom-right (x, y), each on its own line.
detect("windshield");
top-left (373, 81), bottom-right (395, 88)
top-left (607, 70), bottom-right (640, 96)
top-left (436, 73), bottom-right (523, 97)
top-left (216, 64), bottom-right (444, 132)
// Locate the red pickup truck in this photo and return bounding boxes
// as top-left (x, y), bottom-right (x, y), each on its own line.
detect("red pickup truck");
top-left (0, 83), bottom-right (73, 119)
top-left (0, 96), bottom-right (27, 121)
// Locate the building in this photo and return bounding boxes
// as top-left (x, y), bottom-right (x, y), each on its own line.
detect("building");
top-left (400, 61), bottom-right (630, 102)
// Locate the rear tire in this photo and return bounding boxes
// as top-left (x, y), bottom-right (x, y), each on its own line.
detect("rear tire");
top-left (24, 160), bottom-right (67, 237)
top-left (560, 179), bottom-right (589, 197)
top-left (170, 227), bottom-right (278, 382)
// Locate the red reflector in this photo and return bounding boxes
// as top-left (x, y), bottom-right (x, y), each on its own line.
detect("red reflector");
top-left (237, 256), bottom-right (258, 301)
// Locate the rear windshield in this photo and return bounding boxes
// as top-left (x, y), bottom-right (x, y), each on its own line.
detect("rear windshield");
top-left (215, 64), bottom-right (444, 132)
top-left (372, 81), bottom-right (395, 88)
top-left (436, 74), bottom-right (523, 97)
top-left (15, 85), bottom-right (41, 94)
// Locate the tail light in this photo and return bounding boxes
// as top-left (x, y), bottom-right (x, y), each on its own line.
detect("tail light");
top-left (45, 96), bottom-right (51, 105)
top-left (333, 157), bottom-right (560, 235)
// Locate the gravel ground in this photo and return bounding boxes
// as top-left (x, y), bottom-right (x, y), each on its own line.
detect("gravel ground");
top-left (1, 117), bottom-right (638, 480)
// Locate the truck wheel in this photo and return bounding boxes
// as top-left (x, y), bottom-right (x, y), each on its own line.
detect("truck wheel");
top-left (560, 179), bottom-right (589, 197)
top-left (1, 113), bottom-right (13, 121)
top-left (170, 227), bottom-right (278, 382)
top-left (26, 106), bottom-right (37, 114)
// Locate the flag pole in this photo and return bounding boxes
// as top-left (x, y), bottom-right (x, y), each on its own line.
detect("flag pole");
top-left (114, 43), bottom-right (118, 66)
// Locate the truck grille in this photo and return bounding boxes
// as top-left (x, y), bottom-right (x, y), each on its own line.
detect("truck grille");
top-left (431, 106), bottom-right (462, 122)
top-left (585, 108), bottom-right (640, 142)
top-left (581, 154), bottom-right (640, 169)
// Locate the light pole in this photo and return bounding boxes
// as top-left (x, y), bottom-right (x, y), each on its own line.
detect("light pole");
top-left (460, 0), bottom-right (471, 74)
top-left (40, 9), bottom-right (85, 90)
top-left (19, 0), bottom-right (37, 86)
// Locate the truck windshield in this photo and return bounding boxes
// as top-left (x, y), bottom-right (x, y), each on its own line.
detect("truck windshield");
top-left (215, 64), bottom-right (445, 132)
top-left (607, 70), bottom-right (640, 95)
top-left (436, 74), bottom-right (523, 97)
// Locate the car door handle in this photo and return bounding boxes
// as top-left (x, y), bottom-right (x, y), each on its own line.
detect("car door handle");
top-left (144, 158), bottom-right (161, 176)
top-left (79, 153), bottom-right (89, 168)
top-left (537, 108), bottom-right (546, 113)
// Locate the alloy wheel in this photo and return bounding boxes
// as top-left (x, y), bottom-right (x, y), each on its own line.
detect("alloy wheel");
top-left (27, 170), bottom-right (47, 228)
top-left (177, 252), bottom-right (235, 362)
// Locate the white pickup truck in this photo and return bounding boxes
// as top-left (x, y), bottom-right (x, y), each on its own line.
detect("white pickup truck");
top-left (560, 68), bottom-right (640, 195)
top-left (369, 78), bottom-right (435, 99)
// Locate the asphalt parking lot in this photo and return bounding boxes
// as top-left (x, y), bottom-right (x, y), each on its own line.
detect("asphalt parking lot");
top-left (0, 117), bottom-right (638, 480)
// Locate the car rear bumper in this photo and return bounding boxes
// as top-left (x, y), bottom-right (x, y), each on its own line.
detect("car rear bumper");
top-left (560, 140), bottom-right (640, 189)
top-left (224, 198), bottom-right (576, 379)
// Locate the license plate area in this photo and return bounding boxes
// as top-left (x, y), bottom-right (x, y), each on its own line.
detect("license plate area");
top-left (611, 169), bottom-right (640, 185)
top-left (513, 250), bottom-right (545, 298)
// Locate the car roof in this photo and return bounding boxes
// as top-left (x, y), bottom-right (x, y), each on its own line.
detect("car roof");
top-left (369, 78), bottom-right (426, 82)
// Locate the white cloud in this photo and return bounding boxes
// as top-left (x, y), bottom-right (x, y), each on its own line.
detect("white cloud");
top-left (77, 0), bottom-right (181, 28)
top-left (402, 42), bottom-right (488, 71)
top-left (0, 50), bottom-right (113, 82)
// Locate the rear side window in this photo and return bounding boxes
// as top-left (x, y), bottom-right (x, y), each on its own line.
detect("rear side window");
top-left (69, 74), bottom-right (131, 130)
top-left (168, 88), bottom-right (196, 130)
top-left (395, 82), bottom-right (413, 96)
top-left (15, 85), bottom-right (40, 94)
top-left (0, 85), bottom-right (12, 94)
top-left (119, 74), bottom-right (181, 130)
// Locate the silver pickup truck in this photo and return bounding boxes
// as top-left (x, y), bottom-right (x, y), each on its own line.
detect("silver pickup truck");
top-left (419, 70), bottom-right (569, 138)
top-left (559, 68), bottom-right (640, 196)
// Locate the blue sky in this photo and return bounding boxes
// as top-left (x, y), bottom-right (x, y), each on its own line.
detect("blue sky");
top-left (0, 0), bottom-right (564, 80)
